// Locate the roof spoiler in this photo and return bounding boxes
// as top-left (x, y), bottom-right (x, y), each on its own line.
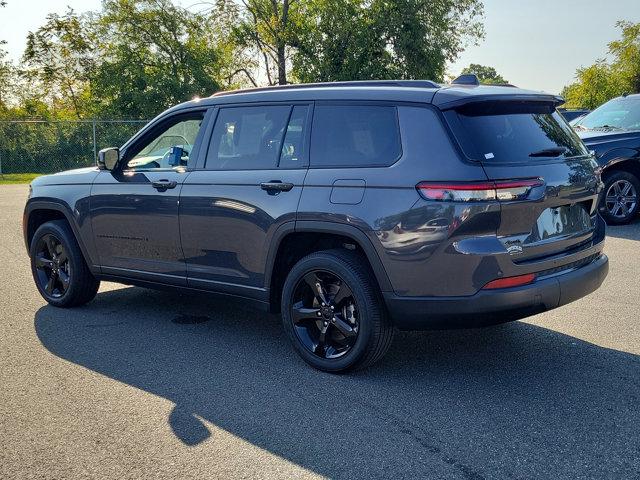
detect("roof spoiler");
top-left (437, 93), bottom-right (566, 110)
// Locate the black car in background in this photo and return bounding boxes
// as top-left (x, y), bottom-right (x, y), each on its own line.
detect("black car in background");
top-left (574, 94), bottom-right (640, 224)
top-left (558, 108), bottom-right (590, 123)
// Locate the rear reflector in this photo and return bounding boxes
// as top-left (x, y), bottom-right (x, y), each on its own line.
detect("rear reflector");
top-left (482, 273), bottom-right (536, 290)
top-left (417, 178), bottom-right (543, 202)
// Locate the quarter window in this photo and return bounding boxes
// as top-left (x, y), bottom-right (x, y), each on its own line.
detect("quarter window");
top-left (310, 105), bottom-right (402, 167)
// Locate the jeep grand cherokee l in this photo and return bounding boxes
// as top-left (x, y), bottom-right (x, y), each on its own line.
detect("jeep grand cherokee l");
top-left (24, 80), bottom-right (609, 372)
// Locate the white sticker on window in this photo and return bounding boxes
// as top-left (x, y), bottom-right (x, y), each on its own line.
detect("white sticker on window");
top-left (484, 153), bottom-right (495, 160)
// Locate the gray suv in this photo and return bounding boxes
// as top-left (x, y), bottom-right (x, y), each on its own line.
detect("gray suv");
top-left (24, 80), bottom-right (609, 371)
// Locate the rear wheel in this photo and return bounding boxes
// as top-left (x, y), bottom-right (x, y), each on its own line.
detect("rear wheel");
top-left (281, 249), bottom-right (393, 372)
top-left (30, 220), bottom-right (100, 307)
top-left (601, 171), bottom-right (640, 225)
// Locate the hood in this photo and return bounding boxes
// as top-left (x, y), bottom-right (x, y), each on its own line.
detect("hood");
top-left (577, 129), bottom-right (640, 163)
top-left (31, 166), bottom-right (101, 186)
top-left (578, 129), bottom-right (640, 144)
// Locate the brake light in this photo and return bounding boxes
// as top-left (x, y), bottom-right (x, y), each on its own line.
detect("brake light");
top-left (482, 273), bottom-right (536, 290)
top-left (416, 179), bottom-right (543, 202)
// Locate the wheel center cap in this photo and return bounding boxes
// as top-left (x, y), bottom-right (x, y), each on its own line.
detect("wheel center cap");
top-left (321, 306), bottom-right (333, 319)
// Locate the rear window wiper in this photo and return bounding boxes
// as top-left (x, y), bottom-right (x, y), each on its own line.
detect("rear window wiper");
top-left (529, 147), bottom-right (568, 157)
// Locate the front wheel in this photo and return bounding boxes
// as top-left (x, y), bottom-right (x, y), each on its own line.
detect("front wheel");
top-left (281, 249), bottom-right (394, 372)
top-left (30, 220), bottom-right (100, 308)
top-left (601, 171), bottom-right (640, 225)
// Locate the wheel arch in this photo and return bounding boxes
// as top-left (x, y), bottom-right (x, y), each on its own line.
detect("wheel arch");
top-left (601, 156), bottom-right (640, 182)
top-left (265, 221), bottom-right (392, 313)
top-left (24, 200), bottom-right (96, 272)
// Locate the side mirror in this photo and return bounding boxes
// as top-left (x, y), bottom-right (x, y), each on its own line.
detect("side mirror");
top-left (98, 147), bottom-right (120, 171)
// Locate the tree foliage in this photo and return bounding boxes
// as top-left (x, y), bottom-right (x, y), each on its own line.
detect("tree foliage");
top-left (233, 0), bottom-right (303, 85)
top-left (22, 9), bottom-right (97, 118)
top-left (562, 21), bottom-right (640, 109)
top-left (3, 0), bottom-right (485, 119)
top-left (460, 63), bottom-right (507, 84)
top-left (94, 0), bottom-right (229, 118)
top-left (292, 0), bottom-right (484, 83)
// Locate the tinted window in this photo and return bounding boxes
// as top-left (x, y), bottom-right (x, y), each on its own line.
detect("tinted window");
top-left (450, 102), bottom-right (588, 162)
top-left (311, 105), bottom-right (402, 167)
top-left (448, 102), bottom-right (588, 162)
top-left (127, 114), bottom-right (204, 170)
top-left (279, 105), bottom-right (309, 168)
top-left (207, 106), bottom-right (290, 170)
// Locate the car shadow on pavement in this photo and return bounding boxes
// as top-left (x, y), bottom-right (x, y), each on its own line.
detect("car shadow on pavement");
top-left (34, 287), bottom-right (640, 479)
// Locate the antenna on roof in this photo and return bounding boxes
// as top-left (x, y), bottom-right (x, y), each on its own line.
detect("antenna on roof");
top-left (452, 74), bottom-right (480, 86)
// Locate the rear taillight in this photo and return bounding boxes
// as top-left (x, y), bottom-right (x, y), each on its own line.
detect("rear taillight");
top-left (416, 178), bottom-right (543, 202)
top-left (482, 273), bottom-right (536, 290)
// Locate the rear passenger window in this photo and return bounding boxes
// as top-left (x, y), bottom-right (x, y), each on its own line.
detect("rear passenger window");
top-left (311, 105), bottom-right (402, 167)
top-left (279, 105), bottom-right (309, 168)
top-left (207, 105), bottom-right (290, 170)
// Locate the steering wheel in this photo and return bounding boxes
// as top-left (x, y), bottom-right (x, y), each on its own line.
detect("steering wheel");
top-left (161, 147), bottom-right (190, 166)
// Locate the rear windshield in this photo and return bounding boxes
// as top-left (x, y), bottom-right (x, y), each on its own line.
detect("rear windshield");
top-left (446, 102), bottom-right (589, 163)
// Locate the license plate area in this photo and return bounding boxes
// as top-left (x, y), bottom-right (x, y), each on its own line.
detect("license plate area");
top-left (530, 202), bottom-right (593, 242)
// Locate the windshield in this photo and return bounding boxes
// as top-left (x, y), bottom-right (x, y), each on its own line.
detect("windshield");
top-left (447, 102), bottom-right (589, 163)
top-left (574, 96), bottom-right (640, 131)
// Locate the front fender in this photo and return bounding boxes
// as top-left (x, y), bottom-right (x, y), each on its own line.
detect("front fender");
top-left (24, 196), bottom-right (99, 273)
top-left (597, 147), bottom-right (640, 171)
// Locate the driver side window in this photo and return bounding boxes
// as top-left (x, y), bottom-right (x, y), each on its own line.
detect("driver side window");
top-left (126, 113), bottom-right (204, 170)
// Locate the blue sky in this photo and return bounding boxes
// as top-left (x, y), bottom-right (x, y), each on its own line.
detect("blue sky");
top-left (2, 0), bottom-right (639, 94)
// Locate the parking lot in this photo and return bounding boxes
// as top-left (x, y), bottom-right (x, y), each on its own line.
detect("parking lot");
top-left (1, 183), bottom-right (638, 479)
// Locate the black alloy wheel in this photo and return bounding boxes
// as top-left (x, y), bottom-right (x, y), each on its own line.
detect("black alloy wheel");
top-left (34, 233), bottom-right (71, 299)
top-left (281, 249), bottom-right (394, 372)
top-left (30, 220), bottom-right (100, 307)
top-left (290, 269), bottom-right (359, 359)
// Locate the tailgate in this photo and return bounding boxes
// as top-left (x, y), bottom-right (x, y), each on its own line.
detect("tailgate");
top-left (443, 99), bottom-right (601, 262)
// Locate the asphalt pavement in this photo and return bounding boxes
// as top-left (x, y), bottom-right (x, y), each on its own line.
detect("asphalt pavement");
top-left (1, 183), bottom-right (639, 479)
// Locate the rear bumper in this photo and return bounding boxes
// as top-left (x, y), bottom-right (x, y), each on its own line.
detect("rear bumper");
top-left (383, 253), bottom-right (609, 330)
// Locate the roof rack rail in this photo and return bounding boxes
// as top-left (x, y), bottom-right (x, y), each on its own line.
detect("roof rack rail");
top-left (212, 79), bottom-right (441, 97)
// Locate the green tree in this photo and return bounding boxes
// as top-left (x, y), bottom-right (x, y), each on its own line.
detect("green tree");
top-left (562, 21), bottom-right (640, 109)
top-left (292, 0), bottom-right (484, 83)
top-left (233, 0), bottom-right (302, 85)
top-left (94, 0), bottom-right (230, 118)
top-left (561, 61), bottom-right (625, 110)
top-left (609, 21), bottom-right (640, 94)
top-left (22, 9), bottom-right (97, 118)
top-left (0, 46), bottom-right (13, 110)
top-left (460, 63), bottom-right (508, 84)
top-left (291, 0), bottom-right (390, 82)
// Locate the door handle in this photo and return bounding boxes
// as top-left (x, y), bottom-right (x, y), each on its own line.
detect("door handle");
top-left (260, 181), bottom-right (294, 193)
top-left (151, 179), bottom-right (178, 191)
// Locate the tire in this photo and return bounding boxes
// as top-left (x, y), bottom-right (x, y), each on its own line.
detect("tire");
top-left (281, 249), bottom-right (394, 372)
top-left (30, 220), bottom-right (100, 308)
top-left (600, 171), bottom-right (640, 225)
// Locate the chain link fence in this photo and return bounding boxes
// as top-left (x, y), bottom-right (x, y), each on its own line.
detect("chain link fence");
top-left (0, 120), bottom-right (149, 175)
